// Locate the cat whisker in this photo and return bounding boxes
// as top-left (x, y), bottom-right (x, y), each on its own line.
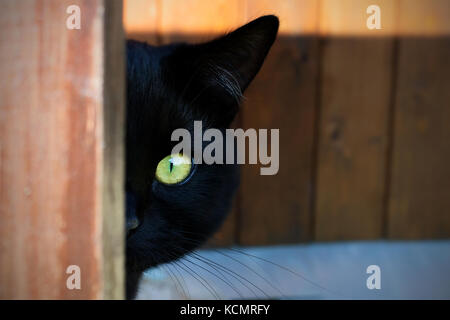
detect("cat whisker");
top-left (213, 249), bottom-right (286, 298)
top-left (150, 248), bottom-right (191, 299)
top-left (224, 247), bottom-right (347, 298)
top-left (183, 256), bottom-right (244, 299)
top-left (163, 248), bottom-right (221, 300)
top-left (171, 261), bottom-right (191, 299)
top-left (167, 231), bottom-right (342, 298)
top-left (176, 259), bottom-right (221, 300)
top-left (190, 251), bottom-right (270, 299)
top-left (167, 242), bottom-right (240, 299)
top-left (169, 238), bottom-right (267, 298)
top-left (177, 235), bottom-right (344, 298)
top-left (190, 252), bottom-right (260, 298)
top-left (163, 264), bottom-right (188, 299)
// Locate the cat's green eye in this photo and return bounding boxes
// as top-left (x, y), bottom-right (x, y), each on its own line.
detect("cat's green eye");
top-left (155, 154), bottom-right (192, 185)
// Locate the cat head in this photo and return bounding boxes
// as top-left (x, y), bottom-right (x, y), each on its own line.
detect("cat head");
top-left (125, 15), bottom-right (278, 276)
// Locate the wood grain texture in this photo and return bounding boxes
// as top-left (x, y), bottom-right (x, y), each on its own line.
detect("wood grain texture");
top-left (0, 0), bottom-right (124, 299)
top-left (158, 0), bottom-right (246, 35)
top-left (315, 38), bottom-right (393, 241)
top-left (246, 0), bottom-right (319, 34)
top-left (123, 0), bottom-right (160, 44)
top-left (157, 0), bottom-right (246, 45)
top-left (207, 194), bottom-right (239, 247)
top-left (314, 0), bottom-right (396, 241)
top-left (103, 0), bottom-right (125, 300)
top-left (396, 0), bottom-right (450, 36)
top-left (387, 1), bottom-right (450, 238)
top-left (388, 38), bottom-right (450, 239)
top-left (238, 1), bottom-right (320, 245)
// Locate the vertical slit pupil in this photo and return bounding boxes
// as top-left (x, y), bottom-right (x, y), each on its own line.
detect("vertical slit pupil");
top-left (169, 161), bottom-right (174, 173)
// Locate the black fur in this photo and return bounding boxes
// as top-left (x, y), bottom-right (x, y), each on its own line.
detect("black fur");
top-left (125, 15), bottom-right (279, 299)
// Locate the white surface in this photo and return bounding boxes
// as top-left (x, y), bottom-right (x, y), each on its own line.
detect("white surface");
top-left (136, 240), bottom-right (450, 300)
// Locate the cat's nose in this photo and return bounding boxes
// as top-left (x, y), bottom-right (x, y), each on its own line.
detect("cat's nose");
top-left (126, 217), bottom-right (140, 234)
top-left (126, 192), bottom-right (140, 235)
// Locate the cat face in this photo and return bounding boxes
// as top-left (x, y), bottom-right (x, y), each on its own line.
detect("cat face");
top-left (125, 16), bottom-right (278, 297)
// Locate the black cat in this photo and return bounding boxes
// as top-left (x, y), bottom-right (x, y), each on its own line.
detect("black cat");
top-left (125, 15), bottom-right (279, 299)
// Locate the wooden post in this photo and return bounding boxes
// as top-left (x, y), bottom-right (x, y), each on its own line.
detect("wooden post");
top-left (0, 0), bottom-right (125, 299)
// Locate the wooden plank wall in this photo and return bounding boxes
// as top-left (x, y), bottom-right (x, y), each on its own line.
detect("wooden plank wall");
top-left (314, 0), bottom-right (396, 241)
top-left (240, 1), bottom-right (319, 245)
top-left (388, 0), bottom-right (450, 239)
top-left (124, 0), bottom-right (450, 245)
top-left (0, 0), bottom-right (124, 299)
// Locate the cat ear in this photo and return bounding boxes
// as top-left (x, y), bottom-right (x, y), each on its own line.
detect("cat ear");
top-left (170, 15), bottom-right (279, 127)
top-left (197, 15), bottom-right (279, 94)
